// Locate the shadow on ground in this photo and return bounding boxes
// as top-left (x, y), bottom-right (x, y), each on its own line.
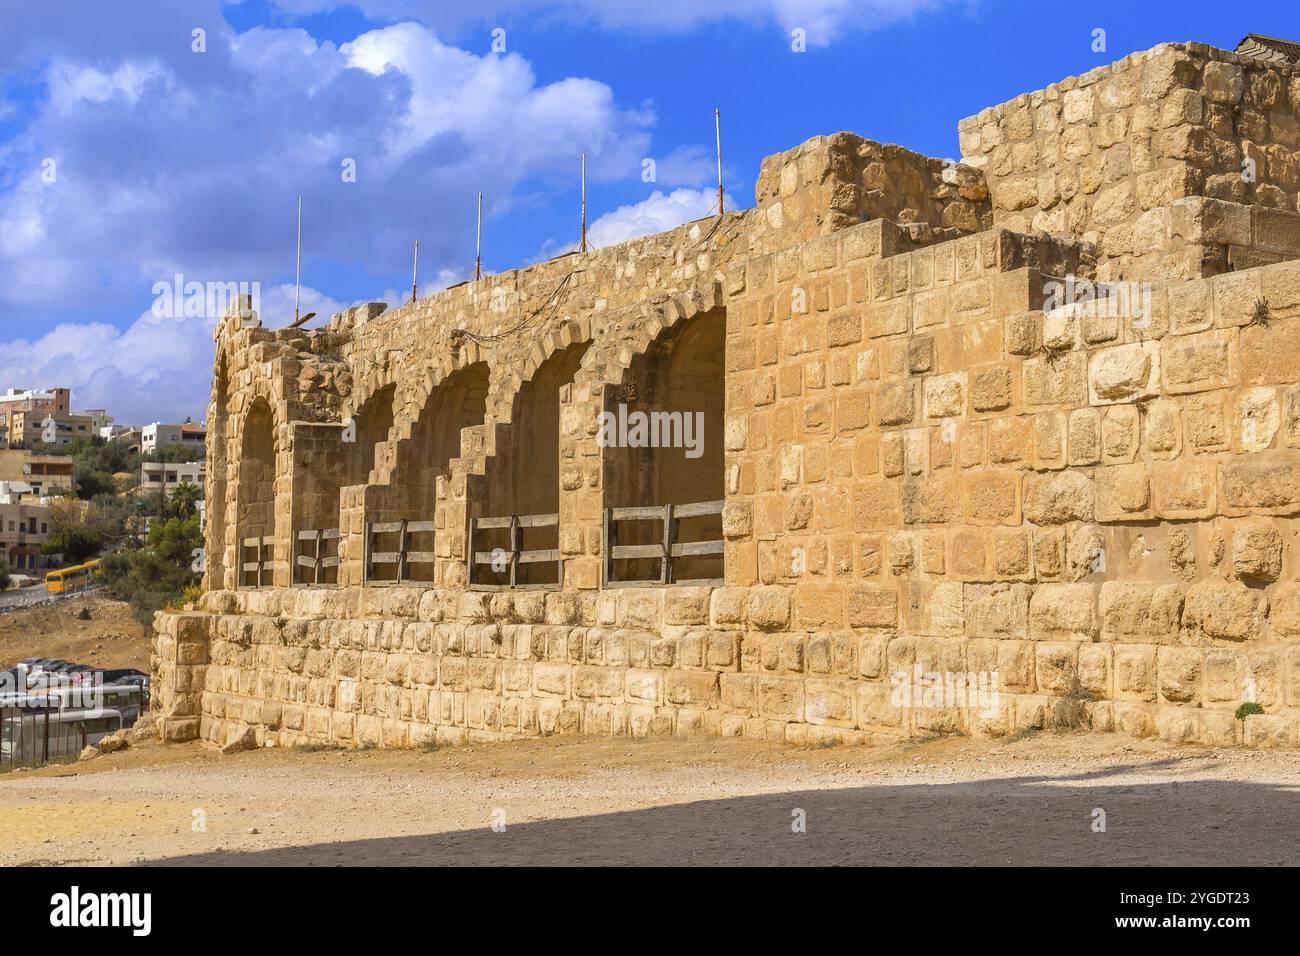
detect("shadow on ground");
top-left (144, 767), bottom-right (1300, 866)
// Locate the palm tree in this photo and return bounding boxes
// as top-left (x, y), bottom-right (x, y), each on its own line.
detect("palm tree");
top-left (171, 482), bottom-right (202, 520)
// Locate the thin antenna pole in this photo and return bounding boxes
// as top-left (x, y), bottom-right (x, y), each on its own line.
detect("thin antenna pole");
top-left (580, 153), bottom-right (588, 254)
top-left (714, 108), bottom-right (724, 216)
top-left (411, 240), bottom-right (419, 304)
top-left (475, 191), bottom-right (483, 282)
top-left (294, 194), bottom-right (303, 323)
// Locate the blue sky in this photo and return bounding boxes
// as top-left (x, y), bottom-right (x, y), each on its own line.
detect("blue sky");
top-left (1, 0), bottom-right (1297, 423)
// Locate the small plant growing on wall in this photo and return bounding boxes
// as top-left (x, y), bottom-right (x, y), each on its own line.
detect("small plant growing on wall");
top-left (1235, 701), bottom-right (1265, 720)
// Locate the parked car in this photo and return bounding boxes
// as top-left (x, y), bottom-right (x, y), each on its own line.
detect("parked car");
top-left (97, 668), bottom-right (148, 684)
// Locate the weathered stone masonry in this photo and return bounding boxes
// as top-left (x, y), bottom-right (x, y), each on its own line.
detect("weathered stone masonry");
top-left (155, 40), bottom-right (1300, 750)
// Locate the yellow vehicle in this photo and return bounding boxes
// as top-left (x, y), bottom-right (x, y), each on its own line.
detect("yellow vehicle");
top-left (45, 559), bottom-right (103, 594)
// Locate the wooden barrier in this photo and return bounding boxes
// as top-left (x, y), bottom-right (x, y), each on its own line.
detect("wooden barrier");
top-left (603, 500), bottom-right (724, 587)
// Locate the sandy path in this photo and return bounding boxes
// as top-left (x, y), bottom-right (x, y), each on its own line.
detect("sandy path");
top-left (1, 732), bottom-right (1297, 866)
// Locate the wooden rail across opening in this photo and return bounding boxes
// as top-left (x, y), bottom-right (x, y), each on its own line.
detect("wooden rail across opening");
top-left (292, 527), bottom-right (340, 587)
top-left (603, 500), bottom-right (724, 587)
top-left (364, 519), bottom-right (436, 586)
top-left (467, 512), bottom-right (562, 590)
top-left (239, 534), bottom-right (276, 589)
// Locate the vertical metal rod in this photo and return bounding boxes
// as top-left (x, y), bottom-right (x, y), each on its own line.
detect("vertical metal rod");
top-left (715, 108), bottom-right (724, 216)
top-left (580, 152), bottom-right (588, 254)
top-left (294, 195), bottom-right (302, 323)
top-left (411, 240), bottom-right (419, 304)
top-left (475, 191), bottom-right (483, 282)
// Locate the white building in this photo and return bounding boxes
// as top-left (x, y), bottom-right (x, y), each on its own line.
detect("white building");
top-left (142, 421), bottom-right (206, 454)
top-left (139, 460), bottom-right (206, 494)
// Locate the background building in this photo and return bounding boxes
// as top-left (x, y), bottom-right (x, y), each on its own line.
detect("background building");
top-left (0, 500), bottom-right (53, 571)
top-left (0, 387), bottom-right (70, 445)
top-left (142, 421), bottom-right (207, 454)
top-left (139, 460), bottom-right (205, 495)
top-left (0, 449), bottom-right (75, 497)
top-left (39, 412), bottom-right (98, 446)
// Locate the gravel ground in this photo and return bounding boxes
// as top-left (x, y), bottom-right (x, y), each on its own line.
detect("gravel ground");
top-left (1, 732), bottom-right (1297, 866)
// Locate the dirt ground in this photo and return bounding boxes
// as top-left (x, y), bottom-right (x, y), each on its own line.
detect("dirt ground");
top-left (0, 593), bottom-right (150, 673)
top-left (1, 730), bottom-right (1297, 866)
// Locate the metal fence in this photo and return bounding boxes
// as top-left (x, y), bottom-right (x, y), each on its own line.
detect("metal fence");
top-left (0, 705), bottom-right (92, 772)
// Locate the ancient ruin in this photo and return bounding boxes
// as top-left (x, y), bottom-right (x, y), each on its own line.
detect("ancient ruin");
top-left (155, 39), bottom-right (1300, 750)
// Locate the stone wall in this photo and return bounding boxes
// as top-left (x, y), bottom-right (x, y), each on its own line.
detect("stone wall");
top-left (157, 39), bottom-right (1300, 751)
top-left (961, 42), bottom-right (1300, 281)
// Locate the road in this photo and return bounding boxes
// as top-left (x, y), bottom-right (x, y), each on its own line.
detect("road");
top-left (1, 731), bottom-right (1296, 866)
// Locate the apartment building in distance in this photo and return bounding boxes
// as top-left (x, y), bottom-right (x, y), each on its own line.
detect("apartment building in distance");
top-left (0, 448), bottom-right (75, 497)
top-left (0, 387), bottom-right (70, 444)
top-left (0, 500), bottom-right (53, 571)
top-left (142, 421), bottom-right (207, 454)
top-left (38, 412), bottom-right (100, 447)
top-left (139, 459), bottom-right (205, 495)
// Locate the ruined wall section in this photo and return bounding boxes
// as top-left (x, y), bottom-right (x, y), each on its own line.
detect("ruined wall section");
top-left (752, 133), bottom-right (991, 251)
top-left (962, 42), bottom-right (1300, 280)
top-left (206, 308), bottom-right (354, 591)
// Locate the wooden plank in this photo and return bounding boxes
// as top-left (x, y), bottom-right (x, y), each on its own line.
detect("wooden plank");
top-left (671, 539), bottom-right (725, 557)
top-left (673, 500), bottom-right (724, 518)
top-left (363, 522), bottom-right (372, 586)
top-left (369, 552), bottom-right (400, 564)
top-left (517, 549), bottom-right (560, 564)
top-left (508, 515), bottom-right (519, 589)
top-left (296, 555), bottom-right (317, 568)
top-left (396, 519), bottom-right (408, 585)
top-left (516, 513), bottom-right (558, 528)
top-left (603, 507), bottom-right (614, 586)
top-left (660, 504), bottom-right (670, 587)
top-left (610, 544), bottom-right (664, 560)
top-left (313, 528), bottom-right (324, 586)
top-left (609, 505), bottom-right (663, 521)
top-left (466, 517), bottom-right (477, 587)
top-left (242, 536), bottom-right (262, 548)
top-left (296, 530), bottom-right (319, 541)
top-left (368, 521), bottom-right (405, 534)
top-left (404, 551), bottom-right (437, 563)
top-left (475, 516), bottom-right (511, 530)
top-left (319, 556), bottom-right (340, 568)
top-left (405, 521), bottom-right (436, 533)
top-left (241, 562), bottom-right (261, 572)
top-left (474, 550), bottom-right (512, 564)
top-left (320, 528), bottom-right (341, 540)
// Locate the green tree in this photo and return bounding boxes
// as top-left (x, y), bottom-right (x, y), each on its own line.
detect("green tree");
top-left (0, 560), bottom-right (10, 591)
top-left (170, 481), bottom-right (202, 519)
top-left (102, 515), bottom-right (202, 624)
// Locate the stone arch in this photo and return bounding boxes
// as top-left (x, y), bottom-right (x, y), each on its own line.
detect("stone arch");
top-left (472, 338), bottom-right (591, 587)
top-left (601, 299), bottom-right (727, 583)
top-left (291, 382), bottom-right (396, 585)
top-left (235, 396), bottom-right (277, 588)
top-left (365, 361), bottom-right (491, 584)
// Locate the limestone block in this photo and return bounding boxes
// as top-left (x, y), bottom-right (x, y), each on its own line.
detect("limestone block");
top-left (1088, 342), bottom-right (1159, 404)
top-left (1181, 582), bottom-right (1268, 644)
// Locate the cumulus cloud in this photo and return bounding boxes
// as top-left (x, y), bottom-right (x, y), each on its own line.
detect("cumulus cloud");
top-left (586, 188), bottom-right (723, 249)
top-left (0, 18), bottom-right (651, 320)
top-left (0, 284), bottom-right (344, 425)
top-left (267, 0), bottom-right (945, 45)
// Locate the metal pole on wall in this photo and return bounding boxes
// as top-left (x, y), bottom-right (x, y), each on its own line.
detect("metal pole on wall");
top-left (411, 240), bottom-right (419, 304)
top-left (294, 194), bottom-right (303, 323)
top-left (715, 108), bottom-right (724, 216)
top-left (580, 152), bottom-right (588, 254)
top-left (474, 192), bottom-right (483, 282)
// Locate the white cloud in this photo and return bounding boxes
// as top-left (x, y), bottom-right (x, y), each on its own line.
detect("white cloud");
top-left (586, 188), bottom-right (723, 249)
top-left (0, 21), bottom-right (652, 317)
top-left (0, 284), bottom-right (343, 424)
top-left (268, 0), bottom-right (946, 45)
